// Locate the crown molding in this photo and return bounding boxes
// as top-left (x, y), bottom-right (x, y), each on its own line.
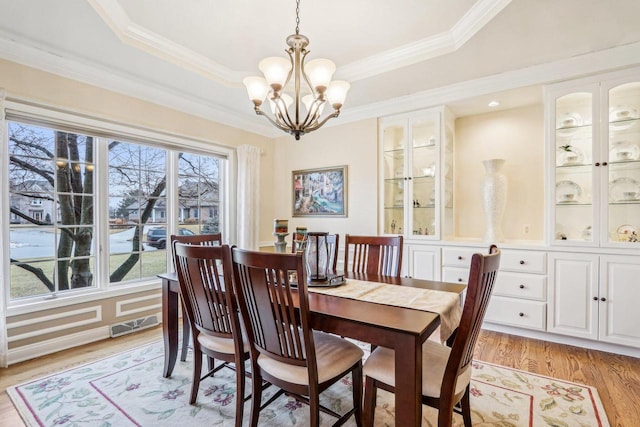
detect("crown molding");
top-left (88, 0), bottom-right (511, 84)
top-left (0, 35), bottom-right (278, 138)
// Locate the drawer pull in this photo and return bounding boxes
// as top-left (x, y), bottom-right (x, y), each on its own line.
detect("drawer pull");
top-left (458, 278), bottom-right (463, 282)
top-left (457, 256), bottom-right (463, 260)
top-left (519, 284), bottom-right (525, 289)
top-left (519, 260), bottom-right (525, 265)
top-left (518, 312), bottom-right (524, 317)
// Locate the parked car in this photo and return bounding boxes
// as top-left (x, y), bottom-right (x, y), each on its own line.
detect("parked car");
top-left (146, 227), bottom-right (194, 249)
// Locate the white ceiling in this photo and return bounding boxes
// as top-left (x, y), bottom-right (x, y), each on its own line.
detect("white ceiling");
top-left (1, 0), bottom-right (640, 137)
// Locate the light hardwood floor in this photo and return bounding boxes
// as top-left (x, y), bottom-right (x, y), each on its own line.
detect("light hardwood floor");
top-left (1, 327), bottom-right (639, 426)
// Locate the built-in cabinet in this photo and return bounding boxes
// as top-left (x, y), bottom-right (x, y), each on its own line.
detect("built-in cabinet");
top-left (380, 66), bottom-right (640, 354)
top-left (547, 69), bottom-right (640, 246)
top-left (379, 107), bottom-right (454, 240)
top-left (548, 253), bottom-right (640, 348)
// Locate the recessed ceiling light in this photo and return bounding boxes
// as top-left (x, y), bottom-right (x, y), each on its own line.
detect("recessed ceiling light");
top-left (488, 100), bottom-right (500, 107)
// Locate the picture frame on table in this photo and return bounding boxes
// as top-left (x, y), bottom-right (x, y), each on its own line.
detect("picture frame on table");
top-left (292, 165), bottom-right (348, 217)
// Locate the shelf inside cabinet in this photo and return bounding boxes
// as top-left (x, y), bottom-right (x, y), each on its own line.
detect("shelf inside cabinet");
top-left (384, 148), bottom-right (405, 159)
top-left (609, 116), bottom-right (640, 131)
top-left (556, 202), bottom-right (592, 207)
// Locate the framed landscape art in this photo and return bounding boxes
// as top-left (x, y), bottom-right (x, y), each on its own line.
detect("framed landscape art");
top-left (292, 165), bottom-right (347, 217)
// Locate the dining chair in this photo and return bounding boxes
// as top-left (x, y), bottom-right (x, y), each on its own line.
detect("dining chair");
top-left (292, 233), bottom-right (340, 274)
top-left (230, 248), bottom-right (364, 427)
top-left (174, 243), bottom-right (249, 427)
top-left (343, 234), bottom-right (403, 277)
top-left (171, 232), bottom-right (222, 362)
top-left (362, 246), bottom-right (501, 427)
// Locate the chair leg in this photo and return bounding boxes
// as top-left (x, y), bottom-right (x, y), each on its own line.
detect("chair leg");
top-left (249, 365), bottom-right (263, 427)
top-left (190, 346), bottom-right (202, 404)
top-left (352, 362), bottom-right (363, 427)
top-left (309, 391), bottom-right (320, 427)
top-left (234, 358), bottom-right (245, 427)
top-left (460, 386), bottom-right (472, 427)
top-left (362, 375), bottom-right (377, 427)
top-left (180, 317), bottom-right (190, 361)
top-left (207, 356), bottom-right (216, 373)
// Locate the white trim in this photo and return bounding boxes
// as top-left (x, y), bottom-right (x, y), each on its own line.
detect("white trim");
top-left (7, 306), bottom-right (102, 342)
top-left (482, 322), bottom-right (639, 359)
top-left (115, 293), bottom-right (162, 317)
top-left (7, 325), bottom-right (110, 365)
top-left (0, 88), bottom-right (7, 367)
top-left (88, 0), bottom-right (511, 84)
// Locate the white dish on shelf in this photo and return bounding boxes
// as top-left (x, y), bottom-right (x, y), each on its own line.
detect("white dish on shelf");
top-left (555, 180), bottom-right (582, 203)
top-left (609, 140), bottom-right (639, 161)
top-left (557, 145), bottom-right (585, 166)
top-left (609, 105), bottom-right (639, 131)
top-left (609, 177), bottom-right (640, 202)
top-left (557, 112), bottom-right (583, 129)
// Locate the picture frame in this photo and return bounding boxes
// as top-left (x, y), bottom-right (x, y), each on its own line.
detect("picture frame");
top-left (292, 165), bottom-right (348, 217)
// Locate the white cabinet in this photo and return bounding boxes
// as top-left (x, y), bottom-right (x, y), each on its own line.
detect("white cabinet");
top-left (379, 107), bottom-right (454, 239)
top-left (405, 244), bottom-right (440, 280)
top-left (548, 253), bottom-right (640, 348)
top-left (485, 250), bottom-right (548, 331)
top-left (546, 67), bottom-right (640, 247)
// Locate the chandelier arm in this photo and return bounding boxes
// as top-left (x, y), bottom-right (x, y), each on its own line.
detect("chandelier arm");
top-left (274, 97), bottom-right (295, 129)
top-left (304, 110), bottom-right (340, 133)
top-left (299, 50), bottom-right (315, 95)
top-left (301, 99), bottom-right (322, 128)
top-left (254, 107), bottom-right (293, 133)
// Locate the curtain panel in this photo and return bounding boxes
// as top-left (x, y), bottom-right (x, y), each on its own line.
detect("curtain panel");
top-left (236, 145), bottom-right (261, 250)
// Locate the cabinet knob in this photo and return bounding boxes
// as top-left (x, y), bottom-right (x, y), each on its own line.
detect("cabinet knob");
top-left (519, 284), bottom-right (525, 289)
top-left (593, 296), bottom-right (598, 301)
top-left (403, 177), bottom-right (408, 181)
top-left (408, 177), bottom-right (412, 180)
top-left (602, 162), bottom-right (608, 166)
top-left (519, 260), bottom-right (525, 265)
top-left (457, 256), bottom-right (463, 260)
top-left (518, 312), bottom-right (524, 317)
top-left (595, 162), bottom-right (600, 166)
top-left (458, 278), bottom-right (463, 282)
top-left (600, 297), bottom-right (607, 302)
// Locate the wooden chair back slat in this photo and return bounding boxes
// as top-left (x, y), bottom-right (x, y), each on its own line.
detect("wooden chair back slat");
top-left (231, 250), bottom-right (314, 368)
top-left (344, 234), bottom-right (403, 277)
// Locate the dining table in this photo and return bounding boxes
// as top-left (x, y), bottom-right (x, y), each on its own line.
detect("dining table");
top-left (159, 271), bottom-right (466, 427)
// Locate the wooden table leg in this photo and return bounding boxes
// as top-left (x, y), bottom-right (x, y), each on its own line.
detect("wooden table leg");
top-left (394, 333), bottom-right (422, 426)
top-left (162, 277), bottom-right (179, 378)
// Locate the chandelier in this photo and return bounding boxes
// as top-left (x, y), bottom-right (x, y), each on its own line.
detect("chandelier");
top-left (242, 0), bottom-right (350, 140)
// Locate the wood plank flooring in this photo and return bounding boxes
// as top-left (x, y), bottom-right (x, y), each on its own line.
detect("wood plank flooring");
top-left (1, 327), bottom-right (639, 426)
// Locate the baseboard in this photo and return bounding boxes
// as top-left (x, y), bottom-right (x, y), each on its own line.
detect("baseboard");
top-left (7, 326), bottom-right (110, 365)
top-left (483, 323), bottom-right (639, 358)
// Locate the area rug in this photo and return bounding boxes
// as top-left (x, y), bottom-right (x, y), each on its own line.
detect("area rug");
top-left (6, 340), bottom-right (610, 426)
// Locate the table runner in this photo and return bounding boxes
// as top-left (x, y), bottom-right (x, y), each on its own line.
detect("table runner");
top-left (309, 279), bottom-right (462, 343)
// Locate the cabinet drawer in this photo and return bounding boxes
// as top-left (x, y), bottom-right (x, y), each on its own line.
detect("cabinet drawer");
top-left (442, 267), bottom-right (469, 284)
top-left (485, 296), bottom-right (546, 330)
top-left (442, 248), bottom-right (480, 268)
top-left (500, 250), bottom-right (546, 274)
top-left (494, 272), bottom-right (547, 301)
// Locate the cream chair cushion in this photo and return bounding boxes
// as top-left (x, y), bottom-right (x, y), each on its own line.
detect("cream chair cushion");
top-left (364, 340), bottom-right (471, 398)
top-left (257, 331), bottom-right (364, 385)
top-left (197, 332), bottom-right (249, 354)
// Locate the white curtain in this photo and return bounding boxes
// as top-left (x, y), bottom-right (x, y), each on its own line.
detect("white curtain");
top-left (236, 144), bottom-right (261, 250)
top-left (0, 89), bottom-right (7, 368)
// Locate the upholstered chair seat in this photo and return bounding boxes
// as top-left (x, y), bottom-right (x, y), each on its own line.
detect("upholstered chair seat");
top-left (364, 340), bottom-right (471, 399)
top-left (197, 332), bottom-right (249, 355)
top-left (257, 331), bottom-right (364, 385)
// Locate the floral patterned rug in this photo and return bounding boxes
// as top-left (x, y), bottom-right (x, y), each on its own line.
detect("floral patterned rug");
top-left (7, 340), bottom-right (609, 426)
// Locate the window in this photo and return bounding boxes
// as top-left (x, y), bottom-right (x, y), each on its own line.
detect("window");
top-left (5, 110), bottom-right (229, 304)
top-left (108, 140), bottom-right (167, 283)
top-left (8, 122), bottom-right (96, 299)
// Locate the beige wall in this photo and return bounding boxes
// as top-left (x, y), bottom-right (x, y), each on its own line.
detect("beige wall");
top-left (271, 119), bottom-right (379, 250)
top-left (454, 104), bottom-right (545, 241)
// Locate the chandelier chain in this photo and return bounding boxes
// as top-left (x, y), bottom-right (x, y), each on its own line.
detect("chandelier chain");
top-left (295, 0), bottom-right (300, 35)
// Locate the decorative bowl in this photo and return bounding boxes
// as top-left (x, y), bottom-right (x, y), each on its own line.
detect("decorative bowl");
top-left (556, 180), bottom-right (582, 203)
top-left (609, 140), bottom-right (639, 162)
top-left (610, 177), bottom-right (640, 202)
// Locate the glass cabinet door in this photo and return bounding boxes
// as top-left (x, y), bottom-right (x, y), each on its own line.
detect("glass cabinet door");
top-left (553, 91), bottom-right (595, 243)
top-left (605, 81), bottom-right (640, 245)
top-left (409, 116), bottom-right (438, 236)
top-left (382, 121), bottom-right (406, 235)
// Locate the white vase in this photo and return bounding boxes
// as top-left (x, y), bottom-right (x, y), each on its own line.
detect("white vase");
top-left (481, 159), bottom-right (507, 243)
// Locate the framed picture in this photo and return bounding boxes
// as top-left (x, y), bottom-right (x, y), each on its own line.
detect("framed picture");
top-left (292, 165), bottom-right (348, 217)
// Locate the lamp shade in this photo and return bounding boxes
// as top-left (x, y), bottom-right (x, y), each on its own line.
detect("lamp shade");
top-left (326, 80), bottom-right (351, 109)
top-left (259, 57), bottom-right (292, 91)
top-left (242, 76), bottom-right (269, 105)
top-left (305, 59), bottom-right (336, 92)
top-left (302, 94), bottom-right (325, 116)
